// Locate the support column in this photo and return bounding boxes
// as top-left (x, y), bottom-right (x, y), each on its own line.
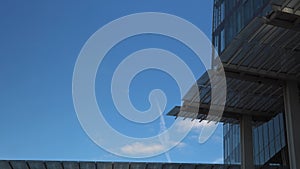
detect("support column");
top-left (283, 81), bottom-right (300, 169)
top-left (240, 115), bottom-right (254, 169)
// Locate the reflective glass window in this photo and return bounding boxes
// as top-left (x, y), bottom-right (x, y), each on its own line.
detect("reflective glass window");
top-left (221, 29), bottom-right (225, 51)
top-left (263, 123), bottom-right (270, 162)
top-left (275, 135), bottom-right (281, 152)
top-left (221, 1), bottom-right (225, 22)
top-left (243, 0), bottom-right (253, 25)
top-left (268, 120), bottom-right (276, 157)
top-left (258, 126), bottom-right (263, 153)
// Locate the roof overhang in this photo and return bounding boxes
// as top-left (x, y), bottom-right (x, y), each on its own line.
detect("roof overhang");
top-left (214, 16), bottom-right (300, 82)
top-left (167, 70), bottom-right (284, 124)
top-left (167, 2), bottom-right (300, 124)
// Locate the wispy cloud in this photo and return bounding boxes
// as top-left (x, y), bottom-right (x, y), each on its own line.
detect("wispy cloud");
top-left (120, 142), bottom-right (165, 155)
top-left (212, 157), bottom-right (223, 164)
top-left (175, 118), bottom-right (215, 133)
top-left (156, 100), bottom-right (172, 162)
top-left (119, 119), bottom-right (219, 156)
top-left (175, 118), bottom-right (220, 143)
top-left (120, 140), bottom-right (185, 156)
top-left (120, 140), bottom-right (186, 155)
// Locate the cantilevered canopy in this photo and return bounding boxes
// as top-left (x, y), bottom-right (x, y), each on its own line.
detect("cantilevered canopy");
top-left (272, 0), bottom-right (300, 16)
top-left (215, 16), bottom-right (300, 82)
top-left (168, 8), bottom-right (300, 123)
top-left (167, 70), bottom-right (285, 124)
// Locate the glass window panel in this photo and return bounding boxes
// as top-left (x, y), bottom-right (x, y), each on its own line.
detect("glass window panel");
top-left (238, 125), bottom-right (241, 145)
top-left (281, 130), bottom-right (286, 147)
top-left (254, 128), bottom-right (259, 154)
top-left (227, 136), bottom-right (230, 157)
top-left (232, 9), bottom-right (238, 36)
top-left (268, 120), bottom-right (274, 140)
top-left (214, 3), bottom-right (220, 29)
top-left (218, 4), bottom-right (221, 26)
top-left (275, 135), bottom-right (281, 152)
top-left (214, 34), bottom-right (219, 56)
top-left (234, 147), bottom-right (237, 162)
top-left (224, 138), bottom-right (227, 157)
top-left (228, 15), bottom-right (234, 44)
top-left (264, 146), bottom-right (270, 162)
top-left (268, 119), bottom-right (276, 157)
top-left (259, 151), bottom-right (264, 165)
top-left (221, 1), bottom-right (225, 21)
top-left (221, 29), bottom-right (225, 51)
top-left (270, 140), bottom-right (275, 157)
top-left (258, 126), bottom-right (264, 152)
top-left (255, 154), bottom-right (259, 165)
top-left (274, 115), bottom-right (280, 136)
top-left (243, 0), bottom-right (253, 25)
top-left (254, 127), bottom-right (260, 165)
top-left (226, 123), bottom-right (228, 133)
top-left (235, 125), bottom-right (238, 147)
top-left (237, 7), bottom-right (243, 32)
top-left (253, 0), bottom-right (263, 11)
top-left (263, 123), bottom-right (269, 148)
top-left (230, 126), bottom-right (234, 158)
top-left (279, 113), bottom-right (285, 132)
top-left (225, 0), bottom-right (230, 17)
top-left (238, 143), bottom-right (241, 163)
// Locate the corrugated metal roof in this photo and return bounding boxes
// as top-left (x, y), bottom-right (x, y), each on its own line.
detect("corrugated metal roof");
top-left (272, 0), bottom-right (300, 15)
top-left (0, 160), bottom-right (241, 169)
top-left (168, 13), bottom-right (300, 123)
top-left (167, 70), bottom-right (284, 124)
top-left (218, 17), bottom-right (300, 81)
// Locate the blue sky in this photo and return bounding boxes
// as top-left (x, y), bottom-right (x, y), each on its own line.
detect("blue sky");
top-left (0, 0), bottom-right (223, 163)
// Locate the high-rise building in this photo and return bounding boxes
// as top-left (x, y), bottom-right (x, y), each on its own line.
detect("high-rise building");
top-left (223, 113), bottom-right (287, 166)
top-left (168, 0), bottom-right (300, 168)
top-left (212, 0), bottom-right (291, 167)
top-left (212, 0), bottom-right (271, 54)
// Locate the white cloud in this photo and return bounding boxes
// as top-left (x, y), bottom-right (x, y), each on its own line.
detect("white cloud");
top-left (175, 118), bottom-right (215, 133)
top-left (120, 140), bottom-right (186, 156)
top-left (120, 142), bottom-right (165, 155)
top-left (174, 118), bottom-right (220, 144)
top-left (119, 119), bottom-right (220, 156)
top-left (212, 157), bottom-right (223, 164)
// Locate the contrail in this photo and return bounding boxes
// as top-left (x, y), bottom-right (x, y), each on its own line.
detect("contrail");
top-left (156, 100), bottom-right (172, 162)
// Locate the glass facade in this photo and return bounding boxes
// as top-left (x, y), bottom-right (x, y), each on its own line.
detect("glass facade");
top-left (214, 1), bottom-right (291, 167)
top-left (224, 123), bottom-right (240, 164)
top-left (212, 0), bottom-right (272, 54)
top-left (223, 113), bottom-right (287, 166)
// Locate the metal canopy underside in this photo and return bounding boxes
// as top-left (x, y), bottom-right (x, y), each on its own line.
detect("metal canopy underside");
top-left (0, 160), bottom-right (241, 169)
top-left (217, 16), bottom-right (300, 82)
top-left (272, 0), bottom-right (300, 16)
top-left (167, 71), bottom-right (285, 124)
top-left (170, 2), bottom-right (300, 123)
top-left (168, 10), bottom-right (300, 123)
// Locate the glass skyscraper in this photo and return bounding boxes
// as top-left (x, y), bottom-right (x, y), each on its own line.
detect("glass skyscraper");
top-left (212, 0), bottom-right (272, 54)
top-left (223, 113), bottom-right (287, 166)
top-left (169, 0), bottom-right (299, 168)
top-left (213, 0), bottom-right (291, 167)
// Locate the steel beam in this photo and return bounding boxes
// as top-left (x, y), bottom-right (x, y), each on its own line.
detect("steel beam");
top-left (240, 115), bottom-right (254, 169)
top-left (223, 64), bottom-right (300, 82)
top-left (283, 81), bottom-right (300, 169)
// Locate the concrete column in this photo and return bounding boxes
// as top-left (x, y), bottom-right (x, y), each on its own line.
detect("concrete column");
top-left (240, 115), bottom-right (254, 169)
top-left (283, 81), bottom-right (300, 169)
